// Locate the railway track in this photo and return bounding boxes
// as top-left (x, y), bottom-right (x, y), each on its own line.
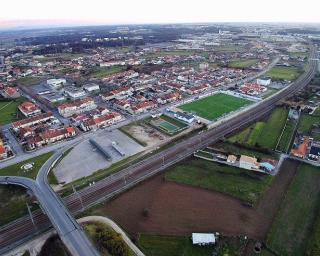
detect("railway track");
top-left (0, 47), bottom-right (317, 254)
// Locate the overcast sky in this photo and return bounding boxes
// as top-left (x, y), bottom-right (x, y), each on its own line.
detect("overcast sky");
top-left (1, 0), bottom-right (320, 28)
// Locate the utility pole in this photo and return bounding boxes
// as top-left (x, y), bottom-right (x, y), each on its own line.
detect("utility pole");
top-left (72, 184), bottom-right (84, 211)
top-left (26, 202), bottom-right (37, 232)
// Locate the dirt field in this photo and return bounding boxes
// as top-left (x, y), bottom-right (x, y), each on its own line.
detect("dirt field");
top-left (126, 125), bottom-right (167, 147)
top-left (91, 159), bottom-right (298, 243)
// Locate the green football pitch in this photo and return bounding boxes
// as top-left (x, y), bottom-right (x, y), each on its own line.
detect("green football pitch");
top-left (180, 93), bottom-right (252, 121)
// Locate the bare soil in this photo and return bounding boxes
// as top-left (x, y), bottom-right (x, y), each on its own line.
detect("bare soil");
top-left (92, 159), bottom-right (298, 243)
top-left (127, 125), bottom-right (166, 147)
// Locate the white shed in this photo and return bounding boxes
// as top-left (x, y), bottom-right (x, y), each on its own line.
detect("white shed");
top-left (192, 233), bottom-right (216, 245)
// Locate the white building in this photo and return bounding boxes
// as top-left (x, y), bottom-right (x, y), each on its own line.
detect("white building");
top-left (239, 155), bottom-right (258, 170)
top-left (192, 233), bottom-right (216, 245)
top-left (58, 97), bottom-right (97, 117)
top-left (83, 83), bottom-right (100, 93)
top-left (257, 77), bottom-right (271, 86)
top-left (64, 87), bottom-right (86, 100)
top-left (47, 78), bottom-right (67, 89)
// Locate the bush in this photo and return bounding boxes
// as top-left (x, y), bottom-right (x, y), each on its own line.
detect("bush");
top-left (85, 222), bottom-right (130, 256)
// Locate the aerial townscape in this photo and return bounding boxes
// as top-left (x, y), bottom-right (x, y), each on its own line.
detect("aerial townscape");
top-left (0, 1), bottom-right (320, 256)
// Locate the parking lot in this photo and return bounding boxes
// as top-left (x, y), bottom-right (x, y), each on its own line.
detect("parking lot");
top-left (53, 129), bottom-right (144, 184)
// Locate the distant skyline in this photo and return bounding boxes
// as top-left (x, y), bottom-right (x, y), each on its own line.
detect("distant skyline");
top-left (1, 0), bottom-right (320, 29)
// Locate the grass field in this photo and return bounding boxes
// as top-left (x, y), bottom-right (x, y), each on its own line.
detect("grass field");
top-left (180, 93), bottom-right (252, 121)
top-left (89, 65), bottom-right (126, 78)
top-left (0, 152), bottom-right (56, 183)
top-left (138, 234), bottom-right (213, 256)
top-left (165, 157), bottom-right (273, 204)
top-left (265, 66), bottom-right (302, 81)
top-left (297, 114), bottom-right (320, 133)
top-left (228, 122), bottom-right (265, 147)
top-left (0, 152), bottom-right (56, 226)
top-left (0, 97), bottom-right (25, 124)
top-left (276, 119), bottom-right (296, 152)
top-left (228, 59), bottom-right (258, 69)
top-left (0, 185), bottom-right (29, 226)
top-left (267, 163), bottom-right (320, 256)
top-left (256, 108), bottom-right (289, 150)
top-left (228, 107), bottom-right (289, 150)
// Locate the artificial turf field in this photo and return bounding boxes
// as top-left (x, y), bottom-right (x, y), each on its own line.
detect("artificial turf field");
top-left (179, 93), bottom-right (252, 121)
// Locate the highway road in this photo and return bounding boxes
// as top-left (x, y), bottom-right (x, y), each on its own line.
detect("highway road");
top-left (0, 49), bottom-right (317, 255)
top-left (0, 147), bottom-right (99, 256)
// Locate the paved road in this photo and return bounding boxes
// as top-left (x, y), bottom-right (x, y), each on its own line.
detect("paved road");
top-left (0, 147), bottom-right (99, 256)
top-left (0, 57), bottom-right (279, 169)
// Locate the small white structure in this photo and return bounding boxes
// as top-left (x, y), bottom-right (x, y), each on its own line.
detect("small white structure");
top-left (47, 78), bottom-right (67, 89)
top-left (192, 233), bottom-right (216, 245)
top-left (83, 83), bottom-right (100, 93)
top-left (239, 155), bottom-right (258, 170)
top-left (64, 87), bottom-right (86, 99)
top-left (257, 77), bottom-right (271, 86)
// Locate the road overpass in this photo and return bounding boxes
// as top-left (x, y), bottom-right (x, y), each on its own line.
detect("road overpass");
top-left (0, 147), bottom-right (99, 256)
top-left (0, 46), bottom-right (317, 255)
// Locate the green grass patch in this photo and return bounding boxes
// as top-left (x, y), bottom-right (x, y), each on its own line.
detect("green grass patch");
top-left (228, 59), bottom-right (258, 68)
top-left (228, 125), bottom-right (252, 144)
top-left (276, 120), bottom-right (296, 152)
top-left (180, 93), bottom-right (252, 121)
top-left (267, 163), bottom-right (320, 256)
top-left (265, 66), bottom-right (303, 81)
top-left (0, 185), bottom-right (29, 226)
top-left (0, 97), bottom-right (26, 124)
top-left (165, 157), bottom-right (273, 204)
top-left (256, 107), bottom-right (289, 150)
top-left (89, 65), bottom-right (126, 78)
top-left (138, 234), bottom-right (213, 256)
top-left (0, 152), bottom-right (55, 181)
top-left (297, 114), bottom-right (320, 133)
top-left (228, 107), bottom-right (288, 150)
top-left (194, 150), bottom-right (214, 160)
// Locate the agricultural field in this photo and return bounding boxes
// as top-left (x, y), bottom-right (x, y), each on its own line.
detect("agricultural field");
top-left (138, 234), bottom-right (213, 256)
top-left (228, 107), bottom-right (289, 150)
top-left (276, 119), bottom-right (297, 152)
top-left (228, 122), bottom-right (265, 147)
top-left (267, 163), bottom-right (320, 256)
top-left (149, 115), bottom-right (188, 135)
top-left (255, 107), bottom-right (288, 150)
top-left (228, 59), bottom-right (258, 69)
top-left (265, 66), bottom-right (302, 81)
top-left (0, 97), bottom-right (26, 124)
top-left (179, 93), bottom-right (252, 121)
top-left (165, 157), bottom-right (273, 204)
